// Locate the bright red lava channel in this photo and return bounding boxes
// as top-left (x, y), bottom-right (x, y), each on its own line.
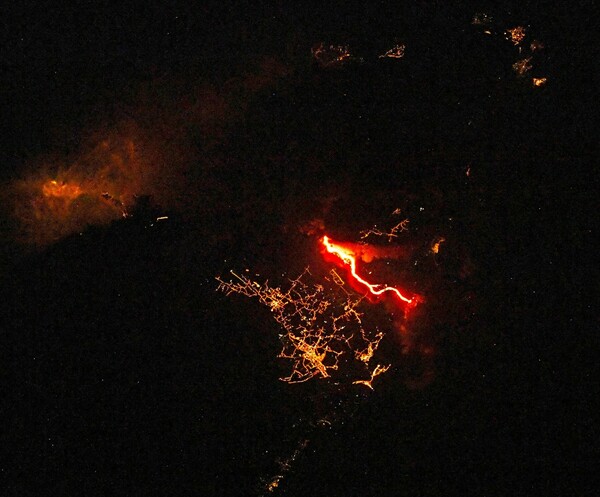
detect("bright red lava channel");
top-left (321, 235), bottom-right (416, 306)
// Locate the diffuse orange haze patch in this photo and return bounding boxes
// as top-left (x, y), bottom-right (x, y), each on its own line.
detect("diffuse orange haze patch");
top-left (42, 180), bottom-right (83, 200)
top-left (4, 57), bottom-right (292, 246)
top-left (6, 124), bottom-right (165, 246)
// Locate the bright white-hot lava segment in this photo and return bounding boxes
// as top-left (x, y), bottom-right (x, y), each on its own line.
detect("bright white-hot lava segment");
top-left (321, 235), bottom-right (419, 306)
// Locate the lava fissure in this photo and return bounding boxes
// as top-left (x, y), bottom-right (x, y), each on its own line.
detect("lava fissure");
top-left (321, 235), bottom-right (417, 306)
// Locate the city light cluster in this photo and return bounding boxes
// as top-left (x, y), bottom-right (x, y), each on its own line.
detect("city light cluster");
top-left (217, 267), bottom-right (389, 385)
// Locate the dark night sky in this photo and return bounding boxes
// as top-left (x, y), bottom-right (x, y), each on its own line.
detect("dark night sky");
top-left (1, 1), bottom-right (597, 496)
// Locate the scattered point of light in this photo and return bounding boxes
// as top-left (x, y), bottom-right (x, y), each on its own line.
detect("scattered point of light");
top-left (312, 42), bottom-right (352, 67)
top-left (472, 12), bottom-right (493, 26)
top-left (360, 217), bottom-right (409, 242)
top-left (262, 438), bottom-right (310, 493)
top-left (530, 40), bottom-right (544, 52)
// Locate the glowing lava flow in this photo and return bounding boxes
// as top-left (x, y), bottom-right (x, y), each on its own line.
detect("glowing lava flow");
top-left (321, 235), bottom-right (417, 306)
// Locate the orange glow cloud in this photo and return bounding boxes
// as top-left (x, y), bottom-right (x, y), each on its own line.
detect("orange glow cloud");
top-left (3, 57), bottom-right (291, 246)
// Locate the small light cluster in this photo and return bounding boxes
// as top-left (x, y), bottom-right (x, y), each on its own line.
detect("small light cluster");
top-left (360, 209), bottom-right (410, 242)
top-left (379, 44), bottom-right (406, 59)
top-left (311, 43), bottom-right (353, 67)
top-left (472, 13), bottom-right (548, 87)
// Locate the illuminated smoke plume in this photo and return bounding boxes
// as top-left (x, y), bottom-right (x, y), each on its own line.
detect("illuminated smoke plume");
top-left (6, 124), bottom-right (158, 246)
top-left (3, 58), bottom-right (291, 247)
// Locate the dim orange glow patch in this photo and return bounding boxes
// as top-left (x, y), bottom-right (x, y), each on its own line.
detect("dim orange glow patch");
top-left (6, 125), bottom-right (166, 245)
top-left (42, 180), bottom-right (83, 200)
top-left (266, 476), bottom-right (282, 492)
top-left (472, 13), bottom-right (493, 26)
top-left (513, 57), bottom-right (533, 76)
top-left (431, 237), bottom-right (445, 255)
top-left (533, 77), bottom-right (547, 87)
top-left (5, 59), bottom-right (292, 246)
top-left (530, 40), bottom-right (544, 51)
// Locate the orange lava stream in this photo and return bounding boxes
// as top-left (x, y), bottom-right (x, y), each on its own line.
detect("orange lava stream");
top-left (321, 235), bottom-right (416, 306)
